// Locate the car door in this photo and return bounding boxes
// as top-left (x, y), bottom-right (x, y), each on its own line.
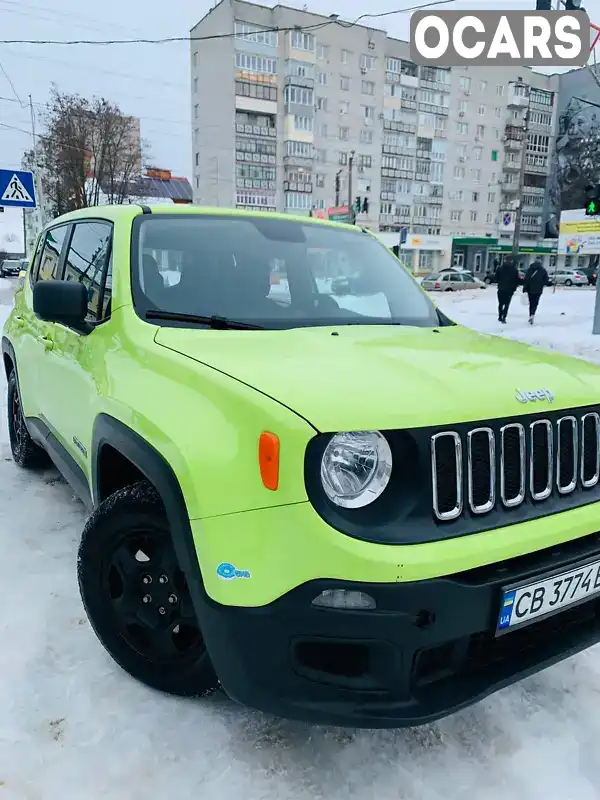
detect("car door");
top-left (37, 219), bottom-right (113, 475)
top-left (11, 224), bottom-right (71, 422)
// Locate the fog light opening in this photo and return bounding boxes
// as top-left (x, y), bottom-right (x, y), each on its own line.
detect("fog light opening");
top-left (311, 589), bottom-right (376, 610)
top-left (295, 640), bottom-right (370, 678)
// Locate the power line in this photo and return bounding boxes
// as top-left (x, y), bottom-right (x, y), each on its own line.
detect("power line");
top-left (0, 0), bottom-right (460, 45)
top-left (0, 60), bottom-right (26, 107)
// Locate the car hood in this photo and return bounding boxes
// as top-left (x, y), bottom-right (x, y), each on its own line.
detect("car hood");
top-left (155, 324), bottom-right (600, 431)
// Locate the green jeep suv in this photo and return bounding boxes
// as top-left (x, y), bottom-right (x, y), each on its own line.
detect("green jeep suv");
top-left (5, 204), bottom-right (600, 728)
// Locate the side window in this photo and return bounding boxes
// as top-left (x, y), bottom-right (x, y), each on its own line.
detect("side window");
top-left (63, 221), bottom-right (112, 322)
top-left (36, 225), bottom-right (70, 282)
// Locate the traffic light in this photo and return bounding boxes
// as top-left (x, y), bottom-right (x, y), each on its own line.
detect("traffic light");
top-left (362, 197), bottom-right (369, 214)
top-left (355, 196), bottom-right (361, 213)
top-left (585, 184), bottom-right (600, 216)
top-left (535, 0), bottom-right (552, 9)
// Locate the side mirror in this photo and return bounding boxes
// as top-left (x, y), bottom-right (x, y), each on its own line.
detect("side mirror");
top-left (33, 280), bottom-right (89, 331)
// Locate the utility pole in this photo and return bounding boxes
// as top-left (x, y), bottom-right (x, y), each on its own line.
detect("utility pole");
top-left (29, 94), bottom-right (46, 231)
top-left (511, 82), bottom-right (531, 262)
top-left (335, 170), bottom-right (341, 206)
top-left (348, 150), bottom-right (355, 224)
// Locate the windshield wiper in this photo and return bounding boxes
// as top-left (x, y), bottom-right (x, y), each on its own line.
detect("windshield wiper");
top-left (145, 309), bottom-right (264, 330)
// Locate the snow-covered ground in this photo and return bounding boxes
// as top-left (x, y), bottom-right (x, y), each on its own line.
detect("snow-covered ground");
top-left (4, 287), bottom-right (600, 799)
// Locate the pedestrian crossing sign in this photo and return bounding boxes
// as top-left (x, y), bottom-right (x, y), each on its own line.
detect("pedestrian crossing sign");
top-left (0, 169), bottom-right (37, 208)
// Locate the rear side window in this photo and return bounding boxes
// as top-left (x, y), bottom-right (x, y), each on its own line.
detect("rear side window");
top-left (63, 221), bottom-right (113, 322)
top-left (36, 225), bottom-right (70, 282)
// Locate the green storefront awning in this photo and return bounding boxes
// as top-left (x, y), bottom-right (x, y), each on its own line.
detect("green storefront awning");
top-left (452, 237), bottom-right (498, 246)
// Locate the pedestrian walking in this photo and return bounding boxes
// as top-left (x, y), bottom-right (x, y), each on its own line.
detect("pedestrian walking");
top-left (522, 258), bottom-right (550, 325)
top-left (496, 256), bottom-right (519, 323)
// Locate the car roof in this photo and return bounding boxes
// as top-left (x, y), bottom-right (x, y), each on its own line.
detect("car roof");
top-left (41, 203), bottom-right (364, 235)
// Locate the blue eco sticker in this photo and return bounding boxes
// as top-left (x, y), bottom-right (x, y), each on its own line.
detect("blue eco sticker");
top-left (216, 562), bottom-right (251, 581)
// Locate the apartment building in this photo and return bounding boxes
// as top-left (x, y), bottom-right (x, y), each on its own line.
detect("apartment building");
top-left (191, 0), bottom-right (558, 271)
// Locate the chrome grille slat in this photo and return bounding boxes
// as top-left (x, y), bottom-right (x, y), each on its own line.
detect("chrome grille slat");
top-left (431, 410), bottom-right (600, 521)
top-left (431, 432), bottom-right (462, 521)
top-left (467, 427), bottom-right (495, 514)
top-left (530, 419), bottom-right (553, 501)
top-left (500, 423), bottom-right (525, 507)
top-left (557, 416), bottom-right (578, 494)
top-left (581, 412), bottom-right (600, 488)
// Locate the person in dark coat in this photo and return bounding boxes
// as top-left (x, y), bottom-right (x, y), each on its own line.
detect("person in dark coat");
top-left (523, 258), bottom-right (550, 324)
top-left (495, 256), bottom-right (519, 323)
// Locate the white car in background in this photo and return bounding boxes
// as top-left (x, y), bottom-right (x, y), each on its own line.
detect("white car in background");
top-left (552, 268), bottom-right (588, 287)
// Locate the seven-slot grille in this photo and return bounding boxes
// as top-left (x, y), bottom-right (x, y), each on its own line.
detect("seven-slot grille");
top-left (431, 412), bottom-right (600, 521)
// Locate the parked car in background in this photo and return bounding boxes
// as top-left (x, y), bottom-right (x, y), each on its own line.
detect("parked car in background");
top-left (484, 267), bottom-right (526, 285)
top-left (552, 269), bottom-right (588, 287)
top-left (422, 271), bottom-right (487, 291)
top-left (0, 257), bottom-right (27, 278)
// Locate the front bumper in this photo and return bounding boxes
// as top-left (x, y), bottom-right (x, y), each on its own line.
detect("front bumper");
top-left (199, 530), bottom-right (600, 728)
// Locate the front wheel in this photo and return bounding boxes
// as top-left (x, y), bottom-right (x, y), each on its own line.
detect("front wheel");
top-left (78, 480), bottom-right (219, 697)
top-left (565, 279), bottom-right (573, 286)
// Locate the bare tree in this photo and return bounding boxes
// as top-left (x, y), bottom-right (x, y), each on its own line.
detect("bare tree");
top-left (36, 86), bottom-right (143, 216)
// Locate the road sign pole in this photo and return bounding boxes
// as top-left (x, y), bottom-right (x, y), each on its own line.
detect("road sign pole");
top-left (593, 270), bottom-right (600, 335)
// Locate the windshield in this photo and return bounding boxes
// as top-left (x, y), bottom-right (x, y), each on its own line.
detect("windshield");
top-left (131, 214), bottom-right (441, 330)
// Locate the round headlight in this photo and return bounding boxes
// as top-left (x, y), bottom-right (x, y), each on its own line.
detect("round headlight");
top-left (320, 431), bottom-right (392, 509)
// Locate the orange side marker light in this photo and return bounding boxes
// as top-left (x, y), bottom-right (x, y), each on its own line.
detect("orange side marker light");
top-left (259, 431), bottom-right (280, 491)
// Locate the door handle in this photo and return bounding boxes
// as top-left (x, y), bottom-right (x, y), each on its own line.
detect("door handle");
top-left (41, 336), bottom-right (54, 351)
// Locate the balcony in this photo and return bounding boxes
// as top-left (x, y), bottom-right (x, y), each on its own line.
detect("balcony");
top-left (284, 74), bottom-right (314, 89)
top-left (283, 154), bottom-right (313, 168)
top-left (521, 222), bottom-right (542, 233)
top-left (503, 158), bottom-right (521, 170)
top-left (504, 138), bottom-right (522, 151)
top-left (382, 145), bottom-right (416, 157)
top-left (419, 79), bottom-right (451, 93)
top-left (507, 87), bottom-right (529, 108)
top-left (418, 103), bottom-right (449, 116)
top-left (284, 180), bottom-right (312, 192)
top-left (384, 119), bottom-right (417, 135)
top-left (401, 98), bottom-right (418, 110)
top-left (501, 181), bottom-right (519, 192)
top-left (235, 122), bottom-right (276, 138)
top-left (400, 73), bottom-right (419, 88)
top-left (524, 160), bottom-right (548, 175)
top-left (523, 185), bottom-right (545, 195)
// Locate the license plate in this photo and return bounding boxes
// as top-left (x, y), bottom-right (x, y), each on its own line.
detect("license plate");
top-left (497, 557), bottom-right (600, 634)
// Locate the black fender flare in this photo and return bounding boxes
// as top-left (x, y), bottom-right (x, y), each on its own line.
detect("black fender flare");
top-left (92, 414), bottom-right (211, 633)
top-left (2, 336), bottom-right (17, 380)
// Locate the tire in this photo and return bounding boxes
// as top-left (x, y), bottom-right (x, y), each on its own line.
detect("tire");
top-left (565, 279), bottom-right (572, 286)
top-left (444, 287), bottom-right (453, 292)
top-left (7, 370), bottom-right (49, 468)
top-left (78, 479), bottom-right (219, 697)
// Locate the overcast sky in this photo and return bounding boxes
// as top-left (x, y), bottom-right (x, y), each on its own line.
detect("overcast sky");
top-left (0, 0), bottom-right (589, 182)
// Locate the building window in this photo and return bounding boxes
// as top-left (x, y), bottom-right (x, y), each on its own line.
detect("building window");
top-left (448, 190), bottom-right (463, 200)
top-left (359, 154), bottom-right (372, 168)
top-left (386, 57), bottom-right (401, 73)
top-left (418, 251), bottom-right (434, 270)
top-left (294, 115), bottom-right (313, 132)
top-left (455, 122), bottom-right (468, 135)
top-left (317, 71), bottom-right (328, 86)
top-left (285, 140), bottom-right (312, 158)
top-left (472, 191), bottom-right (479, 202)
top-left (474, 147), bottom-right (482, 161)
top-left (291, 31), bottom-right (315, 51)
top-left (491, 149), bottom-right (498, 161)
top-left (486, 213), bottom-right (493, 223)
top-left (316, 96), bottom-right (328, 111)
top-left (235, 21), bottom-right (278, 46)
top-left (341, 49), bottom-right (350, 63)
top-left (360, 129), bottom-right (373, 144)
top-left (362, 105), bottom-right (375, 122)
top-left (478, 80), bottom-right (487, 91)
top-left (477, 104), bottom-right (485, 116)
top-left (195, 152), bottom-right (199, 166)
top-left (339, 151), bottom-right (348, 165)
top-left (317, 122), bottom-right (327, 137)
top-left (316, 173), bottom-right (325, 187)
top-left (496, 84), bottom-right (505, 96)
top-left (235, 52), bottom-right (277, 75)
top-left (284, 86), bottom-right (314, 105)
top-left (460, 76), bottom-right (471, 90)
top-left (338, 126), bottom-right (350, 141)
top-left (488, 192), bottom-right (496, 203)
top-left (472, 169), bottom-right (481, 182)
top-left (340, 100), bottom-right (350, 115)
top-left (287, 59), bottom-right (315, 79)
top-left (450, 210), bottom-right (462, 221)
top-left (476, 124), bottom-right (485, 138)
top-left (194, 104), bottom-right (199, 119)
top-left (315, 149), bottom-right (327, 162)
top-left (195, 176), bottom-right (200, 188)
top-left (235, 80), bottom-right (277, 101)
top-left (317, 43), bottom-right (328, 59)
top-left (340, 75), bottom-right (351, 91)
top-left (458, 100), bottom-right (468, 114)
top-left (362, 80), bottom-right (375, 95)
top-left (193, 77), bottom-right (198, 94)
top-left (454, 166), bottom-right (465, 179)
top-left (192, 52), bottom-right (197, 67)
top-left (360, 54), bottom-right (375, 71)
top-left (470, 210), bottom-right (477, 222)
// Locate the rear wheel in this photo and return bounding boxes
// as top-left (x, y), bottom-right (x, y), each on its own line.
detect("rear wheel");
top-left (565, 279), bottom-right (573, 286)
top-left (7, 371), bottom-right (48, 468)
top-left (78, 480), bottom-right (219, 697)
top-left (444, 287), bottom-right (453, 292)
